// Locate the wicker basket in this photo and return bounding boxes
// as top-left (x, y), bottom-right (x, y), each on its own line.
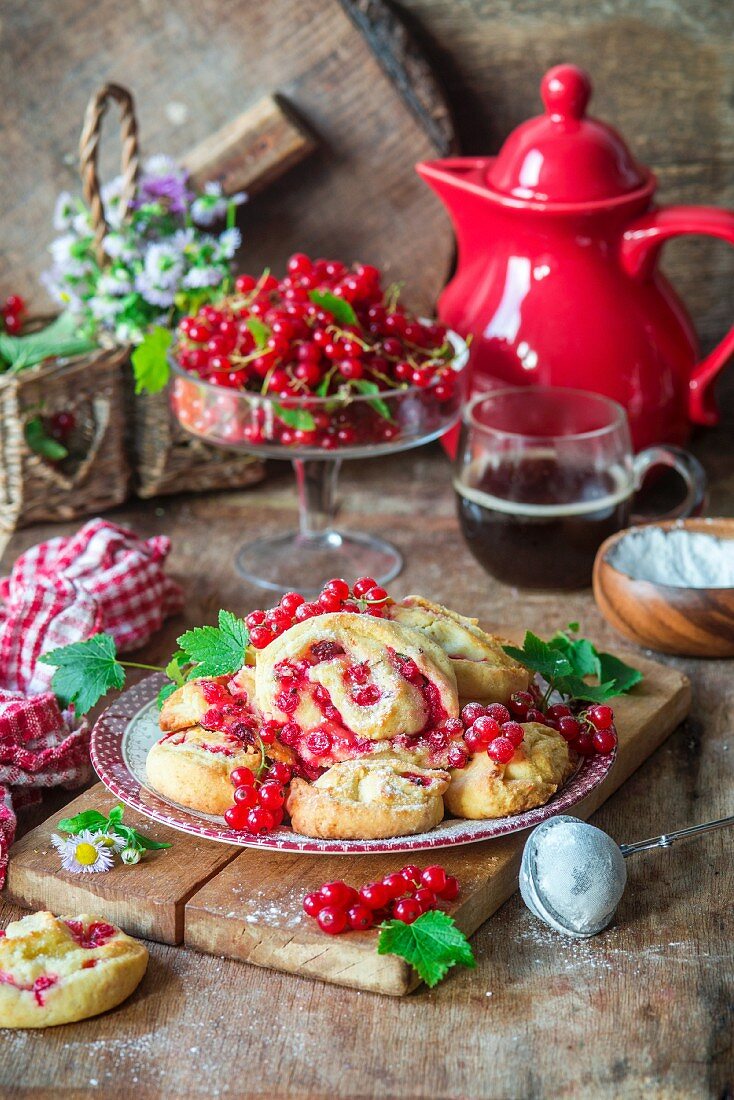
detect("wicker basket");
top-left (0, 345), bottom-right (130, 530)
top-left (80, 83), bottom-right (265, 501)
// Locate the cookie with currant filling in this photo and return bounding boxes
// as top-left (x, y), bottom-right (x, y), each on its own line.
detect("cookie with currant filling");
top-left (146, 724), bottom-right (262, 815)
top-left (255, 612), bottom-right (459, 771)
top-left (159, 666), bottom-right (256, 732)
top-left (388, 595), bottom-right (530, 703)
top-left (443, 722), bottom-right (574, 819)
top-left (0, 911), bottom-right (148, 1029)
top-left (287, 755), bottom-right (450, 839)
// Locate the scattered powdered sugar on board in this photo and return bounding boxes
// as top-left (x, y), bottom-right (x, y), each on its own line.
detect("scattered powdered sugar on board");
top-left (608, 525), bottom-right (734, 588)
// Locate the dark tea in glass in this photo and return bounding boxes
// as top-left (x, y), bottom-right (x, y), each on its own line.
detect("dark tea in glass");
top-left (454, 388), bottom-right (705, 590)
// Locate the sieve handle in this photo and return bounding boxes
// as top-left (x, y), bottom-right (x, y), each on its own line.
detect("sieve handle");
top-left (620, 814), bottom-right (734, 857)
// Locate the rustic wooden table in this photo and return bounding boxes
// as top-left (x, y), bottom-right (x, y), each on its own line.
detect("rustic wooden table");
top-left (1, 413), bottom-right (733, 1098)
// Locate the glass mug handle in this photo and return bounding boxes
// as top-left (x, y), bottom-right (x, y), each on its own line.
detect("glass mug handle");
top-left (630, 445), bottom-right (707, 524)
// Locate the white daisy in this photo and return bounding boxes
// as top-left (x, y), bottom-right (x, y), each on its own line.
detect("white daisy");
top-left (51, 830), bottom-right (116, 874)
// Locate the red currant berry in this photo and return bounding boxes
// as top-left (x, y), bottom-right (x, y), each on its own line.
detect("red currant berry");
top-left (303, 892), bottom-right (325, 917)
top-left (280, 592), bottom-right (305, 616)
top-left (501, 721), bottom-right (525, 747)
top-left (4, 314), bottom-right (22, 334)
top-left (266, 761), bottom-right (292, 784)
top-left (447, 745), bottom-right (469, 769)
top-left (359, 882), bottom-right (390, 910)
top-left (558, 716), bottom-right (583, 742)
top-left (320, 881), bottom-right (358, 908)
top-left (487, 736), bottom-right (516, 764)
top-left (246, 806), bottom-right (276, 833)
top-left (317, 590), bottom-right (342, 613)
top-left (235, 274), bottom-right (257, 294)
top-left (245, 609), bottom-right (266, 629)
top-left (592, 727), bottom-right (618, 754)
top-left (526, 708), bottom-right (545, 724)
top-left (420, 865), bottom-right (448, 893)
top-left (439, 875), bottom-right (460, 901)
top-left (461, 702), bottom-right (486, 728)
top-left (223, 804), bottom-right (249, 830)
top-left (547, 703), bottom-right (573, 721)
top-left (399, 865), bottom-right (422, 889)
top-left (324, 578), bottom-right (350, 601)
top-left (471, 716), bottom-right (501, 743)
top-left (317, 906), bottom-right (348, 935)
top-left (382, 872), bottom-right (407, 899)
top-left (586, 704), bottom-right (615, 731)
top-left (393, 898), bottom-right (422, 925)
top-left (413, 888), bottom-right (438, 913)
top-left (573, 733), bottom-right (596, 756)
top-left (484, 703), bottom-right (511, 725)
top-left (364, 585), bottom-right (388, 602)
top-left (353, 576), bottom-right (377, 598)
top-left (509, 691), bottom-right (534, 719)
top-left (230, 767), bottom-right (255, 787)
top-left (233, 784), bottom-right (258, 808)
top-left (4, 294), bottom-right (25, 316)
top-left (443, 717), bottom-right (464, 739)
top-left (258, 781), bottom-right (285, 809)
top-left (249, 626), bottom-right (273, 649)
top-left (347, 904), bottom-right (375, 931)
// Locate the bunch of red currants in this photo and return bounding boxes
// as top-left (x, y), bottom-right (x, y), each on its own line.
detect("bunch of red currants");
top-left (246, 576), bottom-right (391, 650)
top-left (2, 294), bottom-right (26, 335)
top-left (303, 864), bottom-right (460, 935)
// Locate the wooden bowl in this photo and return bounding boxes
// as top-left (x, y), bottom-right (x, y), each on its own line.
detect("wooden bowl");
top-left (592, 518), bottom-right (734, 657)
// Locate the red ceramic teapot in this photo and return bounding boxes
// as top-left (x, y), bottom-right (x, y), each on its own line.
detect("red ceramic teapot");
top-left (417, 64), bottom-right (734, 450)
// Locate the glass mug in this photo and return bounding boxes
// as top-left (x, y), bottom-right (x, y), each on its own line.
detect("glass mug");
top-left (454, 387), bottom-right (707, 590)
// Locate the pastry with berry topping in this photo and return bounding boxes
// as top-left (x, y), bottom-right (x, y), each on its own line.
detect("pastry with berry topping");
top-left (388, 595), bottom-right (530, 704)
top-left (444, 722), bottom-right (573, 819)
top-left (159, 667), bottom-right (256, 732)
top-left (146, 724), bottom-right (263, 816)
top-left (0, 911), bottom-right (147, 1028)
top-left (287, 756), bottom-right (450, 839)
top-left (254, 612), bottom-right (459, 769)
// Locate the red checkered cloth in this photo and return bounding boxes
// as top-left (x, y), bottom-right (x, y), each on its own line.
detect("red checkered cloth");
top-left (0, 689), bottom-right (92, 887)
top-left (0, 518), bottom-right (183, 886)
top-left (0, 518), bottom-right (184, 695)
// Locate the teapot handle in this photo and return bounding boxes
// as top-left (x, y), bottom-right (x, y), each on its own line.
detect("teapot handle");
top-left (620, 206), bottom-right (734, 426)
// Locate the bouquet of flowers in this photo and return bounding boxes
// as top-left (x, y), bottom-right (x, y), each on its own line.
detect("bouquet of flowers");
top-left (42, 156), bottom-right (246, 393)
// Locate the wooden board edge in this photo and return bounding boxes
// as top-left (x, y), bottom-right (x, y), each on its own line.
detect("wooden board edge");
top-left (184, 906), bottom-right (418, 996)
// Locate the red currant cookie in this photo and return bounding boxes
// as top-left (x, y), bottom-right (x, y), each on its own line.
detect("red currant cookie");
top-left (287, 756), bottom-right (450, 839)
top-left (255, 612), bottom-right (459, 769)
top-left (444, 722), bottom-right (573, 819)
top-left (159, 667), bottom-right (256, 732)
top-left (0, 911), bottom-right (148, 1028)
top-left (146, 725), bottom-right (262, 815)
top-left (388, 595), bottom-right (530, 704)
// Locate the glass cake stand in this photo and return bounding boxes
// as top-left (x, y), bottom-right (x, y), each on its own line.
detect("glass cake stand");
top-left (169, 332), bottom-right (468, 594)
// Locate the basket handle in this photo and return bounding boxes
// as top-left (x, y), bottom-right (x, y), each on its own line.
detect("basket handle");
top-left (79, 83), bottom-right (140, 265)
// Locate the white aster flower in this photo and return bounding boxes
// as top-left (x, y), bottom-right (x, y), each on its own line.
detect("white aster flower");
top-left (183, 265), bottom-right (224, 289)
top-left (143, 154), bottom-right (179, 178)
top-left (53, 191), bottom-right (76, 231)
top-left (51, 830), bottom-right (116, 874)
top-left (97, 269), bottom-right (134, 296)
top-left (88, 296), bottom-right (124, 322)
top-left (115, 321), bottom-right (146, 345)
top-left (71, 211), bottom-right (92, 236)
top-left (191, 181), bottom-right (228, 226)
top-left (144, 242), bottom-right (184, 288)
top-left (215, 227), bottom-right (242, 259)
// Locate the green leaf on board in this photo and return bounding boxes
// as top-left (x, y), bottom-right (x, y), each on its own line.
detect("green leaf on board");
top-left (131, 325), bottom-right (172, 394)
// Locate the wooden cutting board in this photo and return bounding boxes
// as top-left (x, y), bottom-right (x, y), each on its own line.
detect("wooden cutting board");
top-left (5, 651), bottom-right (690, 995)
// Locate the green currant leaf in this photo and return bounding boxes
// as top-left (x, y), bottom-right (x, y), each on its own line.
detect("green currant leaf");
top-left (157, 681), bottom-right (178, 709)
top-left (377, 910), bottom-right (475, 988)
top-left (556, 675), bottom-right (620, 704)
top-left (350, 379), bottom-right (393, 422)
top-left (177, 611), bottom-right (250, 678)
top-left (502, 632), bottom-right (574, 683)
top-left (131, 326), bottom-right (172, 395)
top-left (40, 633), bottom-right (126, 716)
top-left (273, 403), bottom-right (316, 431)
top-left (597, 652), bottom-right (643, 695)
top-left (307, 290), bottom-right (358, 326)
top-left (245, 317), bottom-right (270, 349)
top-left (0, 313), bottom-right (95, 372)
top-left (24, 417), bottom-right (68, 461)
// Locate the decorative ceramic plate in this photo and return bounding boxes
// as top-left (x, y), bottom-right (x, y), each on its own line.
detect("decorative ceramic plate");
top-left (91, 674), bottom-right (616, 855)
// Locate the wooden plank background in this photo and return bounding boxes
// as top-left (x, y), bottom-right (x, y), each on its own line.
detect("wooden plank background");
top-left (0, 0), bottom-right (732, 350)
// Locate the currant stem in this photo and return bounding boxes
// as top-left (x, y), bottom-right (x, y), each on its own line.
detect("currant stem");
top-left (120, 660), bottom-right (167, 672)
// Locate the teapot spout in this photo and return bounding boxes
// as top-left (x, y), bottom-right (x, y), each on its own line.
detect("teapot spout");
top-left (416, 157), bottom-right (497, 269)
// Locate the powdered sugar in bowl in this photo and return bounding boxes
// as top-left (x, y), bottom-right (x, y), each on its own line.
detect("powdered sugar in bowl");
top-left (593, 518), bottom-right (734, 657)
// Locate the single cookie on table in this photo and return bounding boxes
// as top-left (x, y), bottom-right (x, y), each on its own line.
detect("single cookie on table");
top-left (388, 595), bottom-right (530, 704)
top-left (255, 612), bottom-right (458, 768)
top-left (159, 666), bottom-right (256, 732)
top-left (287, 755), bottom-right (450, 839)
top-left (444, 723), bottom-right (574, 820)
top-left (146, 725), bottom-right (262, 815)
top-left (0, 911), bottom-right (148, 1029)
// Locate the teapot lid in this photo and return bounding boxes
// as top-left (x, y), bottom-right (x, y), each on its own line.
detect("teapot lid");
top-left (487, 65), bottom-right (648, 204)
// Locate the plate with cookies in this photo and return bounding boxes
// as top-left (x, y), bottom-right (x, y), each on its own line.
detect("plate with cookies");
top-left (90, 582), bottom-right (617, 854)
